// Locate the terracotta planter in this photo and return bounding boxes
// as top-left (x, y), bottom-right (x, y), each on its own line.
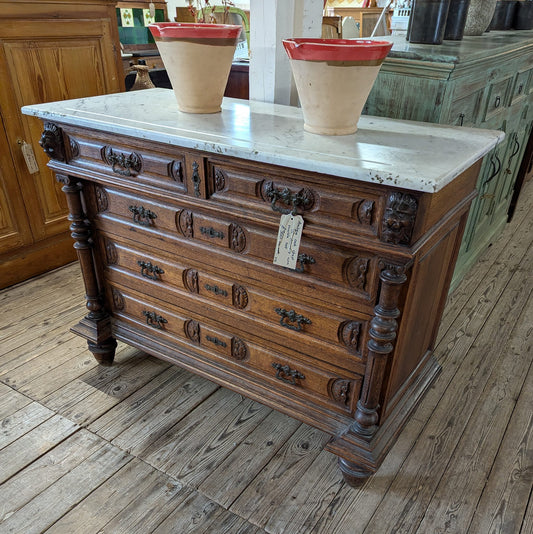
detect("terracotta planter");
top-left (149, 23), bottom-right (242, 113)
top-left (283, 39), bottom-right (392, 135)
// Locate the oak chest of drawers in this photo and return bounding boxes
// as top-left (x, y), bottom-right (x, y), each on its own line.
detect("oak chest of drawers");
top-left (23, 89), bottom-right (502, 484)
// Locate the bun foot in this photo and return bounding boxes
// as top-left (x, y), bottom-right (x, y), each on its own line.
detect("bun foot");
top-left (88, 338), bottom-right (117, 366)
top-left (338, 457), bottom-right (372, 487)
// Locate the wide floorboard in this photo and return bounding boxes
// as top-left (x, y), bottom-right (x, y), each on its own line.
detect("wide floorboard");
top-left (0, 180), bottom-right (531, 534)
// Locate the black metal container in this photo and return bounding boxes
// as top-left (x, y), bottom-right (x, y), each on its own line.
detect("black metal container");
top-left (489, 0), bottom-right (517, 30)
top-left (444, 0), bottom-right (472, 39)
top-left (514, 1), bottom-right (533, 29)
top-left (408, 0), bottom-right (452, 44)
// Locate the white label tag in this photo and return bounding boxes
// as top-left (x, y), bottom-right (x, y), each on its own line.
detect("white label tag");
top-left (273, 214), bottom-right (304, 270)
top-left (21, 141), bottom-right (39, 174)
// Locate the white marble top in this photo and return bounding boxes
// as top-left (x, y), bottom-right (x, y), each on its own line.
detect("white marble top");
top-left (22, 88), bottom-right (504, 193)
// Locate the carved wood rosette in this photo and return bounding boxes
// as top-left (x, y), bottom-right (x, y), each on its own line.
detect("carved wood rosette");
top-left (339, 320), bottom-right (362, 354)
top-left (343, 257), bottom-right (370, 292)
top-left (329, 378), bottom-right (352, 406)
top-left (381, 192), bottom-right (418, 245)
top-left (55, 173), bottom-right (116, 365)
top-left (183, 269), bottom-right (199, 293)
top-left (39, 122), bottom-right (79, 162)
top-left (232, 285), bottom-right (249, 309)
top-left (353, 263), bottom-right (408, 436)
top-left (214, 168), bottom-right (226, 191)
top-left (185, 319), bottom-right (200, 343)
top-left (95, 186), bottom-right (109, 213)
top-left (176, 210), bottom-right (194, 238)
top-left (229, 223), bottom-right (246, 253)
top-left (168, 159), bottom-right (183, 182)
top-left (231, 337), bottom-right (248, 361)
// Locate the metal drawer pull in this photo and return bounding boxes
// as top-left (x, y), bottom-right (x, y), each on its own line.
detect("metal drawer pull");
top-left (200, 226), bottom-right (225, 239)
top-left (205, 284), bottom-right (228, 297)
top-left (102, 146), bottom-right (142, 177)
top-left (206, 335), bottom-right (227, 348)
top-left (142, 310), bottom-right (167, 329)
top-left (517, 83), bottom-right (523, 95)
top-left (264, 182), bottom-right (314, 216)
top-left (275, 308), bottom-right (312, 332)
top-left (272, 363), bottom-right (305, 385)
top-left (137, 260), bottom-right (164, 281)
top-left (494, 95), bottom-right (501, 108)
top-left (458, 112), bottom-right (465, 126)
top-left (128, 205), bottom-right (157, 226)
top-left (484, 155), bottom-right (502, 185)
top-left (295, 253), bottom-right (316, 273)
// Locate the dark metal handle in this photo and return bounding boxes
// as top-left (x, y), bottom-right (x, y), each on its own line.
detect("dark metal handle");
top-left (205, 283), bottom-right (228, 297)
top-left (128, 205), bottom-right (157, 226)
top-left (264, 182), bottom-right (314, 216)
top-left (200, 226), bottom-right (225, 239)
top-left (272, 363), bottom-right (305, 385)
top-left (192, 161), bottom-right (201, 198)
top-left (484, 155), bottom-right (502, 185)
top-left (458, 112), bottom-right (465, 126)
top-left (275, 308), bottom-right (312, 332)
top-left (102, 146), bottom-right (142, 177)
top-left (137, 260), bottom-right (164, 281)
top-left (506, 136), bottom-right (521, 174)
top-left (142, 310), bottom-right (167, 329)
top-left (494, 96), bottom-right (501, 109)
top-left (206, 335), bottom-right (227, 348)
top-left (294, 253), bottom-right (316, 273)
top-left (518, 83), bottom-right (524, 95)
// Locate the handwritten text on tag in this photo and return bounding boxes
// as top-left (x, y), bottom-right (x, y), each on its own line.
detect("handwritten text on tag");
top-left (273, 214), bottom-right (304, 270)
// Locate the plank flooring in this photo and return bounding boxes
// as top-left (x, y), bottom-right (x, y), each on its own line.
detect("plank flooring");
top-left (0, 179), bottom-right (531, 534)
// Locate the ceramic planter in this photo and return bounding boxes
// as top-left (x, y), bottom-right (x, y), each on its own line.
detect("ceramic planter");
top-left (149, 23), bottom-right (242, 113)
top-left (283, 39), bottom-right (392, 135)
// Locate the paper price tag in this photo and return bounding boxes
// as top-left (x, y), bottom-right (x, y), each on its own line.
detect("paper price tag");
top-left (273, 214), bottom-right (304, 270)
top-left (21, 141), bottom-right (39, 174)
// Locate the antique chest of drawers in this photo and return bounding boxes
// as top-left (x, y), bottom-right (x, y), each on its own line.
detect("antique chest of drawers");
top-left (23, 90), bottom-right (502, 484)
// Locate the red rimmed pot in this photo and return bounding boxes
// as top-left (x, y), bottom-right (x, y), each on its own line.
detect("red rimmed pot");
top-left (149, 23), bottom-right (242, 113)
top-left (283, 38), bottom-right (392, 135)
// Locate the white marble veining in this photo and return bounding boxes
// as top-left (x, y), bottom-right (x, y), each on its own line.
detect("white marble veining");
top-left (22, 88), bottom-right (504, 193)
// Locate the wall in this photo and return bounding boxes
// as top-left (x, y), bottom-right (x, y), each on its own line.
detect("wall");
top-left (166, 0), bottom-right (251, 20)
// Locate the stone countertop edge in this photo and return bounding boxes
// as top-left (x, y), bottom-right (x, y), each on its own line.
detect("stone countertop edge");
top-left (21, 89), bottom-right (504, 194)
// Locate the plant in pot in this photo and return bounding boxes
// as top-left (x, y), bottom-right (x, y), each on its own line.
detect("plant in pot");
top-left (149, 1), bottom-right (242, 113)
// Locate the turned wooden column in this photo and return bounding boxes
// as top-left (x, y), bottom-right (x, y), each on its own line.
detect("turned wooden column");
top-left (39, 122), bottom-right (116, 365)
top-left (339, 262), bottom-right (407, 484)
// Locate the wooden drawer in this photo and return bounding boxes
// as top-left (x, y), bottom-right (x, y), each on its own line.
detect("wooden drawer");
top-left (205, 158), bottom-right (384, 240)
top-left (448, 90), bottom-right (483, 127)
top-left (483, 76), bottom-right (513, 122)
top-left (511, 69), bottom-right (531, 105)
top-left (91, 186), bottom-right (383, 313)
top-left (107, 282), bottom-right (363, 416)
top-left (65, 130), bottom-right (196, 196)
top-left (101, 239), bottom-right (370, 373)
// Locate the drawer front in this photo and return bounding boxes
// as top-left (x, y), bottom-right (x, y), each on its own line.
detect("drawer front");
top-left (483, 76), bottom-right (513, 122)
top-left (107, 283), bottom-right (363, 416)
top-left (448, 90), bottom-right (483, 127)
top-left (101, 239), bottom-right (370, 373)
top-left (92, 186), bottom-right (382, 312)
top-left (63, 129), bottom-right (204, 197)
top-left (511, 69), bottom-right (531, 105)
top-left (205, 158), bottom-right (383, 240)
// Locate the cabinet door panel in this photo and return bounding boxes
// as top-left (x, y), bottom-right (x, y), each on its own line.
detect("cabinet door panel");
top-left (0, 18), bottom-right (122, 241)
top-left (0, 119), bottom-right (33, 254)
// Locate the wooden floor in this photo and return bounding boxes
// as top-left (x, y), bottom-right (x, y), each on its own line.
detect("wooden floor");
top-left (0, 180), bottom-right (531, 534)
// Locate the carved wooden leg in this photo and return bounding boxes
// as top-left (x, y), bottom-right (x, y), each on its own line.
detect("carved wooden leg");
top-left (353, 263), bottom-right (407, 437)
top-left (58, 174), bottom-right (116, 365)
top-left (338, 457), bottom-right (372, 487)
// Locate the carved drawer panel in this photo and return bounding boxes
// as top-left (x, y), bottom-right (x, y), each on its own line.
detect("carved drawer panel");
top-left (61, 131), bottom-right (192, 195)
top-left (93, 187), bottom-right (382, 312)
top-left (511, 69), bottom-right (531, 105)
top-left (448, 90), bottom-right (483, 127)
top-left (483, 76), bottom-right (513, 122)
top-left (108, 283), bottom-right (363, 416)
top-left (205, 159), bottom-right (383, 239)
top-left (101, 238), bottom-right (370, 373)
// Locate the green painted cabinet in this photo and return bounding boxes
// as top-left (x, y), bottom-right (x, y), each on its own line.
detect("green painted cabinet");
top-left (364, 31), bottom-right (533, 287)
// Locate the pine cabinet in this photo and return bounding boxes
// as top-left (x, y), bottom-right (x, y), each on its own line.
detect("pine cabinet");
top-left (0, 0), bottom-right (124, 289)
top-left (364, 31), bottom-right (533, 287)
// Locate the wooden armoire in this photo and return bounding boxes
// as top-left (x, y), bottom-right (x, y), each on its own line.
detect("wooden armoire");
top-left (0, 0), bottom-right (124, 289)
